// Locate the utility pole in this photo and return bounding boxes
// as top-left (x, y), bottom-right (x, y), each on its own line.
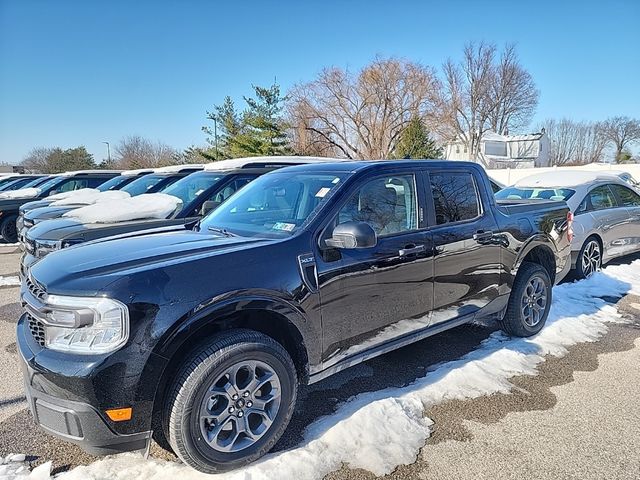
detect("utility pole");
top-left (213, 118), bottom-right (218, 160)
top-left (102, 141), bottom-right (111, 165)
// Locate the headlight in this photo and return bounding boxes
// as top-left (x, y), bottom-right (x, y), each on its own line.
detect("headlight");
top-left (23, 218), bottom-right (34, 229)
top-left (35, 239), bottom-right (60, 258)
top-left (16, 215), bottom-right (24, 230)
top-left (41, 295), bottom-right (129, 354)
top-left (61, 238), bottom-right (84, 249)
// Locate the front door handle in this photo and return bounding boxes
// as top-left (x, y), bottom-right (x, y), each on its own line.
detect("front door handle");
top-left (399, 244), bottom-right (425, 257)
top-left (473, 230), bottom-right (494, 242)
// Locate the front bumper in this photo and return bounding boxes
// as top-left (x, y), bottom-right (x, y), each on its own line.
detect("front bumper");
top-left (17, 312), bottom-right (155, 455)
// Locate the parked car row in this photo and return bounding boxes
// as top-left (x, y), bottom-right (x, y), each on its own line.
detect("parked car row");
top-left (15, 157), bottom-right (576, 473)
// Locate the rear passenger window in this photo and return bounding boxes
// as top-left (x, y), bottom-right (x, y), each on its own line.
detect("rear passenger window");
top-left (589, 185), bottom-right (617, 210)
top-left (610, 184), bottom-right (640, 207)
top-left (430, 172), bottom-right (480, 225)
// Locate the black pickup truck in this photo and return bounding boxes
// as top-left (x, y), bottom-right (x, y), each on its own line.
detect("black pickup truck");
top-left (17, 160), bottom-right (572, 473)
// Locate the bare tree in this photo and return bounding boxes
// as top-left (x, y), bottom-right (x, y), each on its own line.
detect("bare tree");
top-left (287, 57), bottom-right (440, 159)
top-left (113, 135), bottom-right (179, 169)
top-left (600, 116), bottom-right (640, 163)
top-left (21, 147), bottom-right (54, 173)
top-left (542, 118), bottom-right (607, 166)
top-left (488, 45), bottom-right (539, 134)
top-left (438, 42), bottom-right (538, 163)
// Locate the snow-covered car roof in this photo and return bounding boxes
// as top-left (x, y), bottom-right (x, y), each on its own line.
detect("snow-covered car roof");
top-left (120, 168), bottom-right (156, 176)
top-left (513, 170), bottom-right (634, 188)
top-left (203, 156), bottom-right (349, 171)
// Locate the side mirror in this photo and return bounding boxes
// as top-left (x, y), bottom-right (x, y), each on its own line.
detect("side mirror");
top-left (48, 190), bottom-right (58, 196)
top-left (325, 221), bottom-right (377, 249)
top-left (200, 200), bottom-right (220, 216)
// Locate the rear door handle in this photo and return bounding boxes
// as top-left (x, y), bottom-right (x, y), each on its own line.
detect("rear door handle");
top-left (399, 244), bottom-right (425, 256)
top-left (473, 230), bottom-right (494, 242)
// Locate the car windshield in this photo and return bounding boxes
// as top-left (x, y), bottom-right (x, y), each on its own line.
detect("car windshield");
top-left (200, 171), bottom-right (348, 238)
top-left (121, 174), bottom-right (167, 196)
top-left (97, 175), bottom-right (130, 191)
top-left (35, 176), bottom-right (65, 194)
top-left (495, 186), bottom-right (575, 201)
top-left (161, 172), bottom-right (224, 208)
top-left (21, 177), bottom-right (50, 188)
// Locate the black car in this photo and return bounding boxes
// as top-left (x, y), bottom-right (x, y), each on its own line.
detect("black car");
top-left (17, 167), bottom-right (165, 238)
top-left (21, 159), bottom-right (322, 272)
top-left (0, 175), bottom-right (48, 192)
top-left (0, 170), bottom-right (122, 243)
top-left (17, 160), bottom-right (572, 473)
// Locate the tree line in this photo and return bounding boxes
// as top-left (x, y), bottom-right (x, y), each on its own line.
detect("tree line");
top-left (19, 42), bottom-right (640, 173)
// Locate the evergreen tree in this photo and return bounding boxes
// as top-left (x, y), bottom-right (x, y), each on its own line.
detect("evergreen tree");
top-left (392, 118), bottom-right (443, 159)
top-left (47, 146), bottom-right (96, 173)
top-left (203, 83), bottom-right (291, 159)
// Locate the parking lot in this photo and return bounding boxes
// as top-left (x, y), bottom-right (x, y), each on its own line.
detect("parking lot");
top-left (1, 243), bottom-right (639, 479)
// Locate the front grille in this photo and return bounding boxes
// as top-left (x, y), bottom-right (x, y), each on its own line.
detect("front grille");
top-left (27, 312), bottom-right (46, 347)
top-left (25, 276), bottom-right (46, 301)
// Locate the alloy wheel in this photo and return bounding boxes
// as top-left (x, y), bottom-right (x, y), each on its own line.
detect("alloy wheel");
top-left (199, 360), bottom-right (281, 453)
top-left (581, 240), bottom-right (601, 278)
top-left (521, 275), bottom-right (548, 327)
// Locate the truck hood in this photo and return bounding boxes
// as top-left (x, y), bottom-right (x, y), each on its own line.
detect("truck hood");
top-left (25, 205), bottom-right (77, 222)
top-left (30, 230), bottom-right (271, 294)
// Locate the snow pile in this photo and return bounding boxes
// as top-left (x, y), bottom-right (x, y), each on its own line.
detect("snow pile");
top-left (0, 188), bottom-right (40, 199)
top-left (62, 193), bottom-right (182, 224)
top-left (0, 454), bottom-right (50, 479)
top-left (18, 260), bottom-right (640, 480)
top-left (51, 190), bottom-right (130, 206)
top-left (0, 276), bottom-right (20, 287)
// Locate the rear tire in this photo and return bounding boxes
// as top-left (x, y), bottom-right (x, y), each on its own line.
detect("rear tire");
top-left (500, 262), bottom-right (552, 337)
top-left (164, 329), bottom-right (298, 474)
top-left (0, 215), bottom-right (18, 243)
top-left (575, 236), bottom-right (602, 279)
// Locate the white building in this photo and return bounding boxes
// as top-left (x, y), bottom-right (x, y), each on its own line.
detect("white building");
top-left (445, 130), bottom-right (550, 168)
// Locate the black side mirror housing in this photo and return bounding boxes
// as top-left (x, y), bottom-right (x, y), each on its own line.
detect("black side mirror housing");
top-left (200, 200), bottom-right (220, 216)
top-left (325, 221), bottom-right (377, 249)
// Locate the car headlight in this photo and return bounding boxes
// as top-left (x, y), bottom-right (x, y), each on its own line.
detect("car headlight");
top-left (23, 218), bottom-right (34, 229)
top-left (42, 295), bottom-right (129, 354)
top-left (16, 215), bottom-right (24, 230)
top-left (35, 239), bottom-right (61, 258)
top-left (60, 238), bottom-right (84, 249)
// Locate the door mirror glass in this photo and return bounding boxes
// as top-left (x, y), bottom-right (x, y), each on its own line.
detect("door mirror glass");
top-left (200, 200), bottom-right (220, 216)
top-left (326, 221), bottom-right (377, 249)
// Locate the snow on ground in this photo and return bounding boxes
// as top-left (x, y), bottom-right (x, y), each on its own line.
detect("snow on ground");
top-left (16, 260), bottom-right (640, 480)
top-left (62, 194), bottom-right (182, 224)
top-left (0, 188), bottom-right (40, 199)
top-left (51, 190), bottom-right (130, 206)
top-left (0, 276), bottom-right (20, 287)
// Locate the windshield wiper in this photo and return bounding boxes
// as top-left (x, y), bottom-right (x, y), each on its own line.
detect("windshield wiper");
top-left (207, 226), bottom-right (239, 238)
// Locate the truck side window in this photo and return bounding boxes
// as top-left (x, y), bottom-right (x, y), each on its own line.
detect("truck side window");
top-left (336, 175), bottom-right (417, 237)
top-left (430, 172), bottom-right (480, 225)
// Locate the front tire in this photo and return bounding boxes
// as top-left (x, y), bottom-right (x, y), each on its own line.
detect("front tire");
top-left (165, 330), bottom-right (298, 473)
top-left (0, 215), bottom-right (18, 243)
top-left (575, 237), bottom-right (602, 279)
top-left (500, 262), bottom-right (552, 337)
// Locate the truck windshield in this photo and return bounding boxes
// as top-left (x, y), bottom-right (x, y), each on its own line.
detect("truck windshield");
top-left (200, 171), bottom-right (348, 238)
top-left (97, 175), bottom-right (130, 191)
top-left (161, 172), bottom-right (224, 210)
top-left (495, 187), bottom-right (575, 202)
top-left (121, 174), bottom-right (167, 196)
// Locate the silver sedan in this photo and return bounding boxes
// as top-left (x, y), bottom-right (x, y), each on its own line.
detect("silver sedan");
top-left (496, 170), bottom-right (640, 278)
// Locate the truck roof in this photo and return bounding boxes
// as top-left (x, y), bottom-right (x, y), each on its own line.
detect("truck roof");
top-left (272, 159), bottom-right (481, 173)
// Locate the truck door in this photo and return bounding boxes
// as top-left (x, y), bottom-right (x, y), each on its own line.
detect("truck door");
top-left (426, 169), bottom-right (502, 325)
top-left (315, 171), bottom-right (434, 368)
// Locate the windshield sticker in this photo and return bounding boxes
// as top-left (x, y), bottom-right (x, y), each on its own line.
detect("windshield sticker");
top-left (315, 187), bottom-right (331, 198)
top-left (273, 222), bottom-right (296, 232)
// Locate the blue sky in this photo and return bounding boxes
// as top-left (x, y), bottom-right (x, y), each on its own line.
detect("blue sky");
top-left (1, 0), bottom-right (639, 163)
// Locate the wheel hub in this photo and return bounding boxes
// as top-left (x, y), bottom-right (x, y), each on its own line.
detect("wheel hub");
top-left (199, 360), bottom-right (282, 453)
